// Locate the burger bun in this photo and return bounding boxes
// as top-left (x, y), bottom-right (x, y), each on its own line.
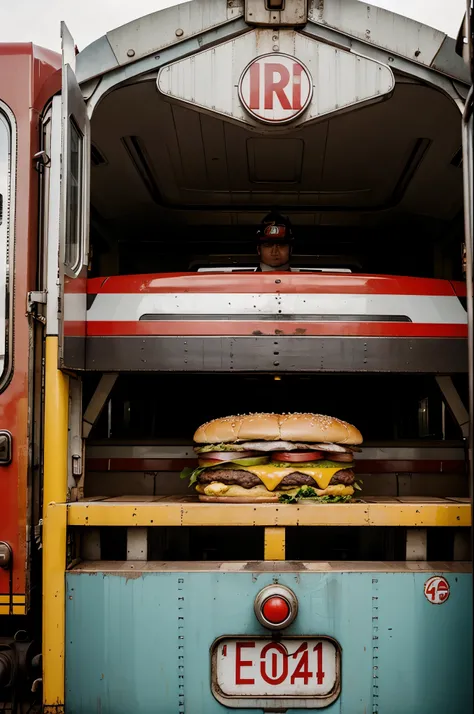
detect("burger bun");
top-left (194, 412), bottom-right (362, 445)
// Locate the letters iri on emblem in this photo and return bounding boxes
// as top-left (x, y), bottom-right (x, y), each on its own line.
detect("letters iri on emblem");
top-left (249, 62), bottom-right (303, 110)
top-left (239, 54), bottom-right (312, 124)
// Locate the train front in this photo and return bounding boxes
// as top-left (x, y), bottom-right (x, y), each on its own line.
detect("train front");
top-left (40, 2), bottom-right (472, 713)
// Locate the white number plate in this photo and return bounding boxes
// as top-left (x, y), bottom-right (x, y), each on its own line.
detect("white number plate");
top-left (211, 636), bottom-right (341, 709)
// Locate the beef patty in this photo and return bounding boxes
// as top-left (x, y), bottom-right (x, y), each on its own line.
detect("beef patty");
top-left (197, 468), bottom-right (355, 489)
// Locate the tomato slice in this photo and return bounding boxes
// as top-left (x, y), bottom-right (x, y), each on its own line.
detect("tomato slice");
top-left (272, 451), bottom-right (323, 462)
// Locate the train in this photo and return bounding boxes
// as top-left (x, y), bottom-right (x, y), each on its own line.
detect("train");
top-left (0, 1), bottom-right (473, 712)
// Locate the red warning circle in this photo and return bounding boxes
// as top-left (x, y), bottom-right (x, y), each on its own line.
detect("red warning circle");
top-left (424, 576), bottom-right (450, 604)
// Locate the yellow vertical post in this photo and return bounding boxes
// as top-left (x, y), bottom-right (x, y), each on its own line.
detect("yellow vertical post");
top-left (264, 527), bottom-right (286, 560)
top-left (42, 336), bottom-right (69, 713)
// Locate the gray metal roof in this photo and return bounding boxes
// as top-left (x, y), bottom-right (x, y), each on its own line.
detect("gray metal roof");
top-left (76, 0), bottom-right (470, 86)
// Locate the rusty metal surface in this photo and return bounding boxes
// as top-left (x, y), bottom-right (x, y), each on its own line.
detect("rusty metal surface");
top-left (69, 560), bottom-right (473, 574)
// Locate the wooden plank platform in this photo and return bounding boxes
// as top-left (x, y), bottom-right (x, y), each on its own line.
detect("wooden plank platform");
top-left (67, 495), bottom-right (471, 527)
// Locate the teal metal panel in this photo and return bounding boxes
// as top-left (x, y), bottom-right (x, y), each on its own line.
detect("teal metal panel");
top-left (65, 569), bottom-right (472, 714)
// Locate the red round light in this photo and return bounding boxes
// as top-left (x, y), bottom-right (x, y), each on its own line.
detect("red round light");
top-left (262, 596), bottom-right (290, 624)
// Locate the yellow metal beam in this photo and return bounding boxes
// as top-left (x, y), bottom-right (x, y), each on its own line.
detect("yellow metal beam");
top-left (43, 336), bottom-right (69, 713)
top-left (264, 527), bottom-right (286, 560)
top-left (42, 503), bottom-right (67, 713)
top-left (67, 499), bottom-right (471, 528)
top-left (43, 337), bottom-right (69, 507)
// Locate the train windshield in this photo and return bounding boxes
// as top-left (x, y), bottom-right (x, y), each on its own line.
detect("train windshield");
top-left (87, 73), bottom-right (466, 281)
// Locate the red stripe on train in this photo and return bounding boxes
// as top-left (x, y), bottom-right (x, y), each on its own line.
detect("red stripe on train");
top-left (451, 280), bottom-right (467, 297)
top-left (64, 276), bottom-right (87, 294)
top-left (64, 321), bottom-right (468, 338)
top-left (86, 458), bottom-right (465, 474)
top-left (85, 274), bottom-right (460, 296)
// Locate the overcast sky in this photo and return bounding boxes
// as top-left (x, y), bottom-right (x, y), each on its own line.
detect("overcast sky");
top-left (0, 0), bottom-right (467, 53)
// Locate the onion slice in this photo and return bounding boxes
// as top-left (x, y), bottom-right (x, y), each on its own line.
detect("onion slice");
top-left (237, 440), bottom-right (357, 454)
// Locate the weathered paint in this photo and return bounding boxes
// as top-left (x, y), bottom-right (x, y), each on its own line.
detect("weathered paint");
top-left (65, 568), bottom-right (472, 713)
top-left (74, 0), bottom-right (470, 85)
top-left (63, 274), bottom-right (469, 371)
top-left (156, 31), bottom-right (394, 128)
top-left (43, 336), bottom-right (70, 711)
top-left (67, 496), bottom-right (471, 528)
top-left (264, 527), bottom-right (286, 560)
top-left (0, 43), bottom-right (61, 611)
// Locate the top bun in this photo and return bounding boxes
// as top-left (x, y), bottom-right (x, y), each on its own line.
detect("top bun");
top-left (193, 413), bottom-right (363, 445)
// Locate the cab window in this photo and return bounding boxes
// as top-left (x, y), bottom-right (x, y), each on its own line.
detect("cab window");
top-left (0, 104), bottom-right (14, 387)
top-left (65, 118), bottom-right (83, 271)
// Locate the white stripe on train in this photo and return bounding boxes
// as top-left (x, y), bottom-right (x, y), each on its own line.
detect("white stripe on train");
top-left (64, 293), bottom-right (467, 324)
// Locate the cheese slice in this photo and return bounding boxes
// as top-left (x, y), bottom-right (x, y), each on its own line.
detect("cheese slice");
top-left (235, 464), bottom-right (346, 491)
top-left (196, 483), bottom-right (355, 498)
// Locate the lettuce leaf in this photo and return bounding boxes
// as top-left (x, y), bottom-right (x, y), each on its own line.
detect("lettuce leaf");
top-left (278, 486), bottom-right (353, 504)
top-left (194, 443), bottom-right (248, 453)
top-left (180, 466), bottom-right (207, 486)
top-left (270, 460), bottom-right (354, 469)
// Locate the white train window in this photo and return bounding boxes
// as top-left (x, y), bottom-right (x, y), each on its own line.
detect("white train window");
top-left (0, 104), bottom-right (15, 388)
top-left (65, 118), bottom-right (83, 271)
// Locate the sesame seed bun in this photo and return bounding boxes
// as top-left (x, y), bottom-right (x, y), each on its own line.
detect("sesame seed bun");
top-left (193, 413), bottom-right (363, 446)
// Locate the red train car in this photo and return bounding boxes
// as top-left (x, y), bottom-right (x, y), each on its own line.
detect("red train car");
top-left (0, 45), bottom-right (60, 620)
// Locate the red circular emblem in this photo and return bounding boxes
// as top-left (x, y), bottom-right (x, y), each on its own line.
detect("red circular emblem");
top-left (424, 576), bottom-right (450, 604)
top-left (239, 53), bottom-right (313, 124)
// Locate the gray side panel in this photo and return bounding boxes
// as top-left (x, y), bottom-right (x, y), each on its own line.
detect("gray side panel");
top-left (75, 36), bottom-right (119, 83)
top-left (431, 36), bottom-right (471, 84)
top-left (63, 337), bottom-right (86, 371)
top-left (64, 336), bottom-right (468, 373)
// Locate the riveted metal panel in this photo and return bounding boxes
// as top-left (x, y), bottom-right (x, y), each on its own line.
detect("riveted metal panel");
top-left (71, 336), bottom-right (468, 373)
top-left (157, 29), bottom-right (394, 129)
top-left (309, 0), bottom-right (447, 71)
top-left (245, 0), bottom-right (307, 27)
top-left (67, 497), bottom-right (471, 528)
top-left (106, 0), bottom-right (244, 67)
top-left (65, 568), bottom-right (472, 713)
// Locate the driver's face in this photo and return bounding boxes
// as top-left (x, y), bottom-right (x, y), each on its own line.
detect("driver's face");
top-left (259, 241), bottom-right (290, 267)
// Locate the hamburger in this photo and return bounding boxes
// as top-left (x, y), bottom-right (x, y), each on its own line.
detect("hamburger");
top-left (180, 412), bottom-right (363, 503)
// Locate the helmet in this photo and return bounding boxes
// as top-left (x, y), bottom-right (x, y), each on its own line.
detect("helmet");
top-left (256, 211), bottom-right (294, 243)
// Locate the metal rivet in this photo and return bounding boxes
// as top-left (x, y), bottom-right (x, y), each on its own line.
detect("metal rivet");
top-left (176, 28), bottom-right (184, 37)
top-left (275, 279), bottom-right (281, 284)
top-left (273, 361), bottom-right (280, 366)
top-left (127, 49), bottom-right (135, 58)
top-left (273, 45), bottom-right (279, 52)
